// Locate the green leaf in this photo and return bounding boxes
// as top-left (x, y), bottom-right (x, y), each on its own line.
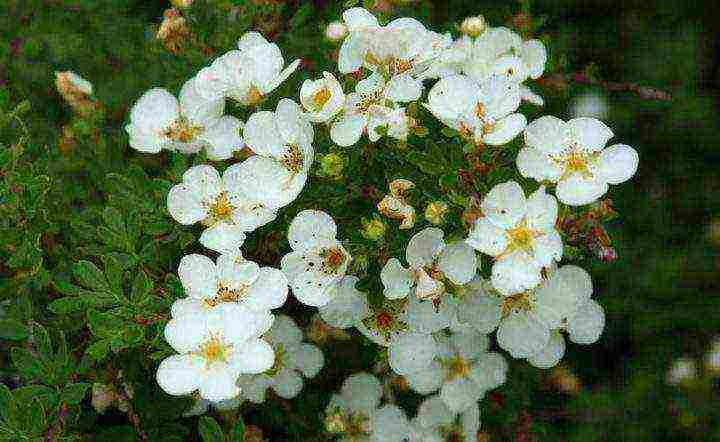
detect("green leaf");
top-left (73, 260), bottom-right (109, 291)
top-left (131, 270), bottom-right (152, 304)
top-left (60, 383), bottom-right (90, 406)
top-left (0, 384), bottom-right (15, 427)
top-left (32, 323), bottom-right (52, 359)
top-left (230, 417), bottom-right (245, 442)
top-left (12, 385), bottom-right (57, 413)
top-left (48, 296), bottom-right (85, 315)
top-left (24, 398), bottom-right (47, 435)
top-left (102, 254), bottom-right (124, 295)
top-left (11, 347), bottom-right (49, 381)
top-left (85, 339), bottom-right (110, 362)
top-left (0, 319), bottom-right (29, 341)
top-left (198, 416), bottom-right (224, 442)
top-left (87, 310), bottom-right (119, 339)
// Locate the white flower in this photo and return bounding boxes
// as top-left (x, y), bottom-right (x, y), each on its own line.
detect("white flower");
top-left (238, 98), bottom-right (315, 208)
top-left (338, 7), bottom-right (382, 73)
top-left (404, 330), bottom-right (507, 413)
top-left (326, 21), bottom-right (348, 41)
top-left (666, 357), bottom-right (697, 386)
top-left (125, 78), bottom-right (244, 160)
top-left (330, 73), bottom-right (414, 147)
top-left (388, 331), bottom-right (438, 376)
top-left (456, 266), bottom-right (597, 362)
top-left (183, 396), bottom-right (242, 417)
top-left (409, 394), bottom-right (480, 442)
top-left (463, 27), bottom-right (525, 84)
top-left (170, 252), bottom-right (288, 317)
top-left (156, 303), bottom-right (275, 402)
top-left (425, 74), bottom-right (526, 146)
top-left (319, 276), bottom-right (371, 329)
top-left (281, 210), bottom-right (352, 307)
top-left (520, 85), bottom-right (544, 106)
top-left (325, 372), bottom-right (410, 442)
top-left (195, 32), bottom-right (300, 105)
top-left (300, 71), bottom-right (345, 123)
top-left (167, 164), bottom-right (277, 253)
top-left (381, 227), bottom-right (477, 302)
top-left (519, 116), bottom-right (639, 206)
top-left (377, 179), bottom-right (416, 230)
top-left (239, 315), bottom-right (324, 402)
top-left (519, 39), bottom-right (547, 80)
top-left (466, 182), bottom-right (562, 296)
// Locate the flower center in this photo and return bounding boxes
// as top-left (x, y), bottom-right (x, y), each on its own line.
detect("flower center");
top-left (505, 221), bottom-right (537, 254)
top-left (320, 247), bottom-right (346, 273)
top-left (312, 87), bottom-right (332, 109)
top-left (164, 117), bottom-right (203, 143)
top-left (202, 192), bottom-right (235, 226)
top-left (391, 58), bottom-right (413, 75)
top-left (280, 144), bottom-right (304, 174)
top-left (475, 103), bottom-right (495, 135)
top-left (198, 335), bottom-right (230, 364)
top-left (204, 283), bottom-right (248, 308)
top-left (443, 355), bottom-right (472, 381)
top-left (560, 150), bottom-right (593, 180)
top-left (501, 292), bottom-right (532, 317)
top-left (241, 86), bottom-right (264, 106)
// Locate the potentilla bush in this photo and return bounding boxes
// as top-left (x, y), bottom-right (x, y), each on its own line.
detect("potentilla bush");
top-left (0, 2), bottom-right (643, 441)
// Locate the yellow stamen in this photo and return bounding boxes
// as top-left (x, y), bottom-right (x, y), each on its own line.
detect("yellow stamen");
top-left (198, 335), bottom-right (229, 364)
top-left (280, 144), bottom-right (304, 174)
top-left (444, 355), bottom-right (472, 381)
top-left (312, 87), bottom-right (332, 109)
top-left (202, 192), bottom-right (235, 226)
top-left (501, 292), bottom-right (532, 317)
top-left (320, 247), bottom-right (346, 273)
top-left (164, 117), bottom-right (203, 143)
top-left (241, 86), bottom-right (263, 106)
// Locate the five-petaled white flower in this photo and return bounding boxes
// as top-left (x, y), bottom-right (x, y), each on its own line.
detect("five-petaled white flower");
top-left (330, 73), bottom-right (413, 147)
top-left (239, 315), bottom-right (324, 402)
top-left (239, 98), bottom-right (315, 209)
top-left (300, 71), bottom-right (346, 123)
top-left (466, 181), bottom-right (562, 296)
top-left (281, 210), bottom-right (352, 307)
top-left (425, 74), bottom-right (526, 146)
top-left (125, 78), bottom-right (244, 160)
top-left (171, 252), bottom-right (288, 318)
top-left (167, 164), bottom-right (277, 253)
top-left (195, 32), bottom-right (300, 105)
top-left (456, 266), bottom-right (603, 364)
top-left (156, 304), bottom-right (275, 402)
top-left (518, 116), bottom-right (639, 206)
top-left (404, 331), bottom-right (507, 413)
top-left (324, 372), bottom-right (411, 442)
top-left (381, 227), bottom-right (477, 301)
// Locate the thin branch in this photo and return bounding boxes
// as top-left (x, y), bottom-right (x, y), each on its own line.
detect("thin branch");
top-left (538, 72), bottom-right (673, 101)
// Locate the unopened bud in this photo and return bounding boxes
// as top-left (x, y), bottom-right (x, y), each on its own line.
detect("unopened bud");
top-left (320, 153), bottom-right (346, 178)
top-left (460, 15), bottom-right (486, 38)
top-left (361, 217), bottom-right (387, 242)
top-left (325, 21), bottom-right (348, 42)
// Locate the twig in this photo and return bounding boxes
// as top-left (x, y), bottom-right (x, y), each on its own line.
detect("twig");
top-left (538, 72), bottom-right (673, 101)
top-left (44, 405), bottom-right (69, 442)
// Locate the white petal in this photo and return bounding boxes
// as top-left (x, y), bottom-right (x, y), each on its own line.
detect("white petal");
top-left (566, 299), bottom-right (605, 345)
top-left (179, 78), bottom-right (224, 127)
top-left (244, 267), bottom-right (288, 311)
top-left (516, 147), bottom-right (561, 182)
top-left (127, 88), bottom-right (179, 152)
top-left (596, 144), bottom-right (639, 185)
top-left (405, 360), bottom-right (444, 394)
top-left (556, 265), bottom-right (593, 307)
top-left (496, 311), bottom-right (550, 358)
top-left (556, 174), bottom-right (609, 206)
top-left (182, 164), bottom-right (223, 201)
top-left (330, 114), bottom-right (366, 147)
top-left (338, 33), bottom-right (364, 73)
top-left (319, 276), bottom-right (369, 328)
top-left (288, 209), bottom-right (338, 250)
top-left (381, 258), bottom-right (413, 300)
top-left (243, 111), bottom-right (285, 157)
top-left (467, 352), bottom-right (507, 390)
top-left (178, 254), bottom-right (218, 299)
top-left (164, 314), bottom-right (208, 353)
top-left (456, 282), bottom-right (502, 334)
top-left (481, 181), bottom-right (526, 229)
top-left (527, 330), bottom-right (565, 368)
top-left (170, 298), bottom-right (208, 318)
top-left (440, 377), bottom-right (483, 413)
top-left (287, 343), bottom-right (324, 378)
top-left (520, 85), bottom-right (544, 106)
top-left (478, 76), bottom-right (520, 120)
top-left (199, 222), bottom-right (246, 254)
top-left (340, 372), bottom-right (382, 415)
top-left (524, 115), bottom-right (570, 155)
top-left (405, 295), bottom-right (454, 334)
top-left (231, 155), bottom-right (305, 209)
top-left (231, 338), bottom-right (275, 374)
top-left (266, 314), bottom-right (303, 348)
top-left (215, 304), bottom-right (274, 342)
top-left (290, 274), bottom-right (338, 307)
top-left (531, 230), bottom-right (563, 268)
top-left (369, 404), bottom-right (410, 442)
top-left (343, 7), bottom-right (379, 31)
top-left (406, 227), bottom-right (445, 269)
top-left (451, 330), bottom-right (489, 360)
top-left (414, 269), bottom-right (445, 300)
top-left (275, 98), bottom-right (311, 146)
top-left (482, 113), bottom-right (526, 146)
top-left (167, 183), bottom-right (206, 225)
top-left (202, 116), bottom-right (244, 161)
top-left (567, 117), bottom-right (614, 152)
top-left (156, 354), bottom-right (204, 396)
top-left (525, 186), bottom-right (558, 231)
top-left (491, 251), bottom-right (542, 296)
top-left (466, 217), bottom-right (509, 257)
top-left (438, 241), bottom-right (477, 285)
top-left (271, 367), bottom-right (304, 399)
top-left (417, 395), bottom-right (455, 429)
top-left (198, 366), bottom-right (240, 402)
top-left (239, 375), bottom-right (271, 404)
top-left (425, 74), bottom-right (478, 121)
top-left (461, 402), bottom-right (481, 442)
top-left (520, 39), bottom-right (547, 79)
top-left (388, 332), bottom-right (437, 375)
top-left (385, 73), bottom-right (423, 103)
top-left (216, 252), bottom-right (260, 288)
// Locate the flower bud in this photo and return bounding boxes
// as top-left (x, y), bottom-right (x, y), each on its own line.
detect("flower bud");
top-left (361, 218), bottom-right (387, 242)
top-left (55, 71), bottom-right (96, 115)
top-left (460, 15), bottom-right (486, 38)
top-left (325, 411), bottom-right (346, 434)
top-left (425, 201), bottom-right (449, 225)
top-left (325, 21), bottom-right (348, 42)
top-left (320, 153), bottom-right (346, 178)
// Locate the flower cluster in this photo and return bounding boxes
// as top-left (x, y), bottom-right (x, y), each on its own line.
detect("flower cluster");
top-left (122, 5), bottom-right (640, 437)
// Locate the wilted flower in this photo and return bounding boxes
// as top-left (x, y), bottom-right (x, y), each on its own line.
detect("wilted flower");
top-left (378, 178), bottom-right (416, 229)
top-left (425, 201), bottom-right (449, 225)
top-left (156, 8), bottom-right (191, 54)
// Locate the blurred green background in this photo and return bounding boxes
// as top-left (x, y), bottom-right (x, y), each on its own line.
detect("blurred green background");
top-left (0, 0), bottom-right (718, 440)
